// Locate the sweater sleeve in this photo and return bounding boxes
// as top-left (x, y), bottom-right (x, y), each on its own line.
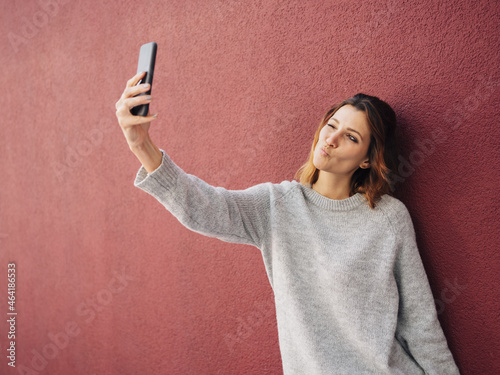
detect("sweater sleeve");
top-left (392, 206), bottom-right (460, 374)
top-left (133, 150), bottom-right (271, 248)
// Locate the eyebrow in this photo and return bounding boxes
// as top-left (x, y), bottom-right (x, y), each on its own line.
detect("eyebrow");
top-left (328, 117), bottom-right (364, 141)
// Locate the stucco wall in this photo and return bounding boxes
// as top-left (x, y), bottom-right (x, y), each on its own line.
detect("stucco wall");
top-left (1, 0), bottom-right (499, 374)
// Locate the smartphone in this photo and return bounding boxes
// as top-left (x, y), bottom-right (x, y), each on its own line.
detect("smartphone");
top-left (131, 42), bottom-right (157, 116)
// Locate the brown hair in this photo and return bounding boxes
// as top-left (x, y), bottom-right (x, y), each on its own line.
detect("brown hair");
top-left (294, 93), bottom-right (398, 209)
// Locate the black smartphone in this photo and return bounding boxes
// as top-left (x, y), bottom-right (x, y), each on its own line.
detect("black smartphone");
top-left (131, 42), bottom-right (157, 116)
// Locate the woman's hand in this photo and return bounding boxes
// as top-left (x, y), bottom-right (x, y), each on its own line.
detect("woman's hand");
top-left (115, 71), bottom-right (162, 172)
top-left (115, 71), bottom-right (157, 149)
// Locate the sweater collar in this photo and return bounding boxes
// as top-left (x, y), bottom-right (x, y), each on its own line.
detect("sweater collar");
top-left (300, 184), bottom-right (367, 211)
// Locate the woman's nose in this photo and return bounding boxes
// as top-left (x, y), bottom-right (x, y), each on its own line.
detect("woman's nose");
top-left (326, 131), bottom-right (340, 147)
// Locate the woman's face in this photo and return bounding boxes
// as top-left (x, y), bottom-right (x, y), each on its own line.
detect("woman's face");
top-left (313, 105), bottom-right (372, 176)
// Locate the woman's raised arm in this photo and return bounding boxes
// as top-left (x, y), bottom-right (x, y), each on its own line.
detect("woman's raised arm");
top-left (115, 71), bottom-right (276, 248)
top-left (115, 71), bottom-right (162, 173)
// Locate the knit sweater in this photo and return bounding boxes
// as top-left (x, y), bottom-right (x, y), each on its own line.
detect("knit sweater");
top-left (134, 150), bottom-right (460, 375)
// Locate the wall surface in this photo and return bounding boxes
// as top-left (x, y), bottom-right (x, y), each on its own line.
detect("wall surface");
top-left (1, 0), bottom-right (499, 374)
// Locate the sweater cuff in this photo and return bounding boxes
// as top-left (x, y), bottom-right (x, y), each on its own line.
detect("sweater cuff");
top-left (133, 149), bottom-right (181, 194)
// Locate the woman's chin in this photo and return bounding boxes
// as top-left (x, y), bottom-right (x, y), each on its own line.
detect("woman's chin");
top-left (313, 155), bottom-right (331, 171)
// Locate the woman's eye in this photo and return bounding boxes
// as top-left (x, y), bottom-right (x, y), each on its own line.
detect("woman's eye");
top-left (327, 125), bottom-right (358, 143)
top-left (348, 135), bottom-right (358, 143)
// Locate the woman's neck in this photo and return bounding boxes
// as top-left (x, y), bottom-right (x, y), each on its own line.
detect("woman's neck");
top-left (312, 171), bottom-right (353, 200)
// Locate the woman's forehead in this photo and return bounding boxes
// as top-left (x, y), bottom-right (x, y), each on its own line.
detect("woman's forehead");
top-left (329, 106), bottom-right (370, 133)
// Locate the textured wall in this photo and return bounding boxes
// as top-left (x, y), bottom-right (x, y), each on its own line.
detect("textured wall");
top-left (1, 0), bottom-right (499, 374)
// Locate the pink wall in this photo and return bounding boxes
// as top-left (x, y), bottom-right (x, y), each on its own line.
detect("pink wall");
top-left (1, 0), bottom-right (499, 374)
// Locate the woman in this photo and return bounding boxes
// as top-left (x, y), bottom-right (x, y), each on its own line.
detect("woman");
top-left (115, 71), bottom-right (460, 374)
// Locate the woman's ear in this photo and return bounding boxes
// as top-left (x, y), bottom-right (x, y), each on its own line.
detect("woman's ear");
top-left (360, 159), bottom-right (370, 169)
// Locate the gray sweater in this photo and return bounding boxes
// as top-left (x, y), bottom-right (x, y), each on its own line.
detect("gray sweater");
top-left (134, 150), bottom-right (460, 375)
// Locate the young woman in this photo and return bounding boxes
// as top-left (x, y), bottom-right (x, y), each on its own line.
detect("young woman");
top-left (115, 71), bottom-right (460, 374)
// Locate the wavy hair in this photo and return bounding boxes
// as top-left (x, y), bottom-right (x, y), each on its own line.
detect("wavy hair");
top-left (294, 93), bottom-right (398, 209)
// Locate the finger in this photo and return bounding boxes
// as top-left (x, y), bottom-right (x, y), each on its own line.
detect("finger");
top-left (115, 95), bottom-right (154, 120)
top-left (142, 113), bottom-right (158, 122)
top-left (121, 83), bottom-right (151, 100)
top-left (125, 93), bottom-right (152, 110)
top-left (116, 92), bottom-right (150, 112)
top-left (126, 71), bottom-right (147, 88)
